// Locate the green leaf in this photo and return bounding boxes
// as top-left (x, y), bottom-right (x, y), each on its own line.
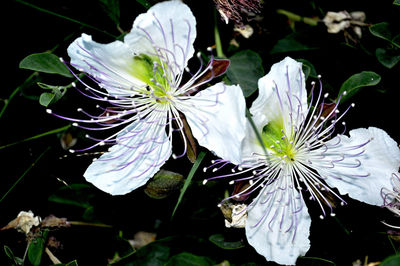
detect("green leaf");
top-left (370, 22), bottom-right (392, 41)
top-left (166, 252), bottom-right (214, 266)
top-left (172, 151), bottom-right (206, 218)
top-left (270, 33), bottom-right (318, 54)
top-left (209, 234), bottom-right (245, 250)
top-left (49, 184), bottom-right (96, 220)
top-left (3, 245), bottom-right (14, 260)
top-left (296, 59), bottom-right (318, 80)
top-left (338, 71), bottom-right (381, 103)
top-left (394, 0), bottom-right (400, 5)
top-left (108, 232), bottom-right (136, 265)
top-left (99, 0), bottom-right (120, 26)
top-left (28, 229), bottom-right (49, 266)
top-left (136, 0), bottom-right (152, 9)
top-left (381, 253), bottom-right (400, 266)
top-left (144, 169), bottom-right (184, 199)
top-left (48, 184), bottom-right (93, 209)
top-left (37, 82), bottom-right (68, 106)
top-left (82, 206), bottom-right (95, 220)
top-left (376, 48), bottom-right (400, 69)
top-left (39, 92), bottom-right (56, 107)
top-left (369, 22), bottom-right (400, 48)
top-left (129, 243), bottom-right (170, 266)
top-left (19, 52), bottom-right (73, 78)
top-left (226, 50), bottom-right (264, 97)
top-left (4, 245), bottom-right (23, 265)
top-left (393, 34), bottom-right (400, 46)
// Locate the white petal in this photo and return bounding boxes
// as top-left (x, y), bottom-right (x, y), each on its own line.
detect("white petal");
top-left (246, 175), bottom-right (311, 265)
top-left (67, 34), bottom-right (145, 96)
top-left (84, 115), bottom-right (172, 195)
top-left (183, 83), bottom-right (246, 164)
top-left (250, 57), bottom-right (308, 132)
top-left (316, 127), bottom-right (400, 206)
top-left (125, 0), bottom-right (196, 76)
top-left (241, 120), bottom-right (267, 158)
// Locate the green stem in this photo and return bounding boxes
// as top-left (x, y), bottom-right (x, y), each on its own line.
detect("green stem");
top-left (2, 28), bottom-right (79, 119)
top-left (0, 124), bottom-right (71, 150)
top-left (333, 216), bottom-right (351, 236)
top-left (214, 9), bottom-right (226, 58)
top-left (0, 73), bottom-right (37, 119)
top-left (68, 221), bottom-right (113, 228)
top-left (277, 9), bottom-right (319, 26)
top-left (300, 256), bottom-right (336, 265)
top-left (388, 234), bottom-right (397, 253)
top-left (171, 151), bottom-right (206, 218)
top-left (15, 0), bottom-right (117, 39)
top-left (245, 109), bottom-right (270, 164)
top-left (0, 146), bottom-right (51, 203)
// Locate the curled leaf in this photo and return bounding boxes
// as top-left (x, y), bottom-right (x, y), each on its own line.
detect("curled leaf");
top-left (144, 170), bottom-right (184, 199)
top-left (41, 215), bottom-right (70, 228)
top-left (37, 82), bottom-right (68, 107)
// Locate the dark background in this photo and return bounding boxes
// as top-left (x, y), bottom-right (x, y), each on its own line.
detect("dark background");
top-left (2, 0), bottom-right (400, 265)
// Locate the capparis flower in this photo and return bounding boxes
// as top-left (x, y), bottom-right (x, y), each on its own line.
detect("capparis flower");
top-left (204, 57), bottom-right (400, 265)
top-left (48, 0), bottom-right (246, 195)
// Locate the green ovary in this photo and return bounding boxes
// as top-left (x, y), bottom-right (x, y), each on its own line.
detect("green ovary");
top-left (130, 54), bottom-right (172, 99)
top-left (261, 120), bottom-right (297, 162)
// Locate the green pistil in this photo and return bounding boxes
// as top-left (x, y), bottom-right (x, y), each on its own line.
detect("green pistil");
top-left (130, 54), bottom-right (172, 101)
top-left (261, 120), bottom-right (297, 162)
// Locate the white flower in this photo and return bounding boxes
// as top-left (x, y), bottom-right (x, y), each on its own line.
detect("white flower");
top-left (323, 11), bottom-right (366, 39)
top-left (16, 211), bottom-right (40, 235)
top-left (204, 57), bottom-right (400, 265)
top-left (48, 0), bottom-right (246, 195)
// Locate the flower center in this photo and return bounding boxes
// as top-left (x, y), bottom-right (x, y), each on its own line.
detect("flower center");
top-left (261, 120), bottom-right (297, 163)
top-left (130, 53), bottom-right (174, 103)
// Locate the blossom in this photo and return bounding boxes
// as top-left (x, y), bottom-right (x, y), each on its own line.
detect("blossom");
top-left (322, 11), bottom-right (367, 42)
top-left (16, 211), bottom-right (40, 234)
top-left (48, 0), bottom-right (246, 195)
top-left (203, 57), bottom-right (400, 265)
top-left (0, 211), bottom-right (41, 235)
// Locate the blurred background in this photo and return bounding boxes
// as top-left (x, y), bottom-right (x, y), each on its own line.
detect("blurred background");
top-left (2, 0), bottom-right (400, 265)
